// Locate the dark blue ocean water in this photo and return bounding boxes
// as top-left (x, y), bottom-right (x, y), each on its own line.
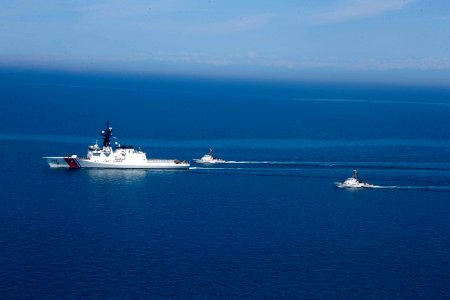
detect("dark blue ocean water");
top-left (1, 69), bottom-right (450, 299)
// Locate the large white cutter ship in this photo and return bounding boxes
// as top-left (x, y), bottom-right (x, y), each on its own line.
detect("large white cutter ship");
top-left (43, 122), bottom-right (190, 170)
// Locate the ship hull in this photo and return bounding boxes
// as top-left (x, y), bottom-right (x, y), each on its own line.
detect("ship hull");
top-left (43, 157), bottom-right (190, 170)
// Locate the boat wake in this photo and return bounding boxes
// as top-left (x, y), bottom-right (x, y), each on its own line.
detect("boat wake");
top-left (190, 166), bottom-right (246, 171)
top-left (372, 185), bottom-right (450, 191)
top-left (335, 183), bottom-right (450, 191)
top-left (222, 160), bottom-right (337, 167)
top-left (191, 166), bottom-right (450, 192)
top-left (216, 160), bottom-right (450, 171)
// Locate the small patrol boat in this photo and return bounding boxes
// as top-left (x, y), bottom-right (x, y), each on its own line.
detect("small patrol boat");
top-left (43, 122), bottom-right (190, 170)
top-left (194, 148), bottom-right (225, 164)
top-left (336, 169), bottom-right (375, 188)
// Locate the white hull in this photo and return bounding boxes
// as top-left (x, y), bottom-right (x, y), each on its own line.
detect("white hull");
top-left (43, 157), bottom-right (190, 170)
top-left (336, 182), bottom-right (375, 188)
top-left (193, 158), bottom-right (225, 164)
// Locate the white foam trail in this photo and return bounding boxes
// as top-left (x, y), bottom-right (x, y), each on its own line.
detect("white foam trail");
top-left (373, 185), bottom-right (450, 190)
top-left (216, 160), bottom-right (450, 171)
top-left (190, 166), bottom-right (246, 171)
top-left (192, 166), bottom-right (312, 172)
top-left (223, 160), bottom-right (334, 166)
top-left (338, 185), bottom-right (450, 191)
top-left (336, 184), bottom-right (450, 191)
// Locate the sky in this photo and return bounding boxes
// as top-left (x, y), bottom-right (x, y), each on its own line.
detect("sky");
top-left (0, 0), bottom-right (449, 84)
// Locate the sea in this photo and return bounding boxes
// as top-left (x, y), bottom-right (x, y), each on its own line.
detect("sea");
top-left (1, 68), bottom-right (450, 299)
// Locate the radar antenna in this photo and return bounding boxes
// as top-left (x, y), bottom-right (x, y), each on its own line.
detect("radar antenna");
top-left (101, 121), bottom-right (113, 148)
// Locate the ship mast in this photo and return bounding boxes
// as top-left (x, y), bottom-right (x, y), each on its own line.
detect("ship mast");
top-left (101, 121), bottom-right (113, 148)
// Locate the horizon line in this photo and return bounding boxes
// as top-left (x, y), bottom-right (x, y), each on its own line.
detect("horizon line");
top-left (1, 63), bottom-right (450, 89)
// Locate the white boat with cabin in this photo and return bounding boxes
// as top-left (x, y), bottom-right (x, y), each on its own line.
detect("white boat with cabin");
top-left (336, 169), bottom-right (375, 188)
top-left (194, 148), bottom-right (225, 164)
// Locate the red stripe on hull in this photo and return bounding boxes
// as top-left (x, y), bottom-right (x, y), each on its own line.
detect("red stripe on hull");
top-left (64, 157), bottom-right (80, 169)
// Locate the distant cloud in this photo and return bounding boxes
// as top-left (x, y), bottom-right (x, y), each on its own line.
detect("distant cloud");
top-left (289, 58), bottom-right (450, 71)
top-left (127, 50), bottom-right (450, 72)
top-left (313, 0), bottom-right (412, 24)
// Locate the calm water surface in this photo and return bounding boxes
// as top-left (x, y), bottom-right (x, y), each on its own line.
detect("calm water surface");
top-left (1, 70), bottom-right (450, 299)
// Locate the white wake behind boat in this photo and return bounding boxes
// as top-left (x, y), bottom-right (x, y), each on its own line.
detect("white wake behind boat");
top-left (336, 170), bottom-right (375, 188)
top-left (43, 122), bottom-right (190, 170)
top-left (194, 149), bottom-right (225, 164)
